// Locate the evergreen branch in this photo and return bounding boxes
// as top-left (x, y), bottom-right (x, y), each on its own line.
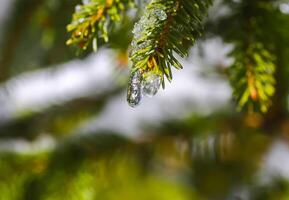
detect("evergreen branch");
top-left (230, 43), bottom-right (276, 113)
top-left (225, 1), bottom-right (277, 113)
top-left (66, 0), bottom-right (134, 51)
top-left (127, 0), bottom-right (212, 107)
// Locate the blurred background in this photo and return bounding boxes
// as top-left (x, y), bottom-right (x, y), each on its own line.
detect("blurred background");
top-left (0, 0), bottom-right (289, 199)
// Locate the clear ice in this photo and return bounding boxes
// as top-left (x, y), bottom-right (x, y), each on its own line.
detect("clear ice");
top-left (142, 73), bottom-right (162, 97)
top-left (127, 70), bottom-right (143, 107)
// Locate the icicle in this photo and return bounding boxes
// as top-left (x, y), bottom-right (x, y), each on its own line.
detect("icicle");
top-left (127, 70), bottom-right (143, 107)
top-left (152, 8), bottom-right (167, 21)
top-left (142, 72), bottom-right (162, 97)
top-left (127, 4), bottom-right (167, 105)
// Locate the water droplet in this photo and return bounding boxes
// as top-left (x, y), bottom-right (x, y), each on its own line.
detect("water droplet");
top-left (148, 15), bottom-right (157, 24)
top-left (129, 40), bottom-right (152, 58)
top-left (132, 23), bottom-right (141, 34)
top-left (127, 70), bottom-right (143, 107)
top-left (142, 72), bottom-right (162, 97)
top-left (152, 9), bottom-right (167, 21)
top-left (141, 40), bottom-right (152, 48)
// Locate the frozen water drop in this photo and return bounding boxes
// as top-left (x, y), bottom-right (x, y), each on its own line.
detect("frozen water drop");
top-left (132, 23), bottom-right (141, 34)
top-left (127, 70), bottom-right (143, 107)
top-left (140, 40), bottom-right (152, 48)
top-left (139, 15), bottom-right (150, 27)
top-left (128, 89), bottom-right (142, 107)
top-left (132, 22), bottom-right (143, 39)
top-left (153, 9), bottom-right (167, 21)
top-left (148, 15), bottom-right (157, 24)
top-left (142, 72), bottom-right (162, 97)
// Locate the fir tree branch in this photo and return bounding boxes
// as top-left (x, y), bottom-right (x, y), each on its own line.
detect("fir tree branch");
top-left (66, 0), bottom-right (134, 51)
top-left (227, 1), bottom-right (277, 113)
top-left (230, 43), bottom-right (275, 113)
top-left (129, 0), bottom-right (212, 80)
top-left (127, 0), bottom-right (212, 106)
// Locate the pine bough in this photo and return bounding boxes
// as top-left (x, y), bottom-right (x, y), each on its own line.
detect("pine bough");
top-left (66, 0), bottom-right (276, 113)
